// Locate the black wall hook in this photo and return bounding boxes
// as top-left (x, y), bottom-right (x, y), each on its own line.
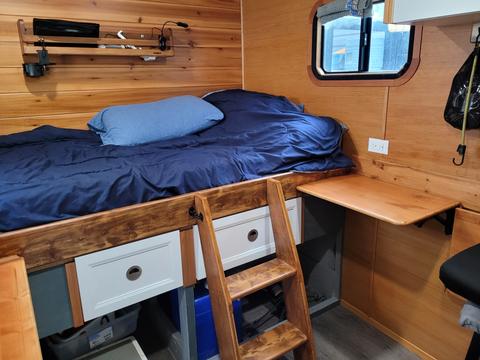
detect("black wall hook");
top-left (452, 144), bottom-right (466, 166)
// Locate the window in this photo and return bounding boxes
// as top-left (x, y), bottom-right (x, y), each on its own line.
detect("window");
top-left (312, 1), bottom-right (415, 80)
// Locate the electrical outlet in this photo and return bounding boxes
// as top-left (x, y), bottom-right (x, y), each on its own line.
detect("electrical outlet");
top-left (472, 22), bottom-right (480, 43)
top-left (368, 138), bottom-right (389, 155)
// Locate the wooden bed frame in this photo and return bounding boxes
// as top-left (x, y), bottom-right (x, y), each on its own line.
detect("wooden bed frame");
top-left (0, 168), bottom-right (349, 272)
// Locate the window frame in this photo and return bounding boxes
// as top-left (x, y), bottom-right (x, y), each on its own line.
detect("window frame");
top-left (311, 0), bottom-right (416, 81)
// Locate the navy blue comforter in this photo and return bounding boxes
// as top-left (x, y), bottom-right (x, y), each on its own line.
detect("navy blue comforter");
top-left (0, 90), bottom-right (352, 231)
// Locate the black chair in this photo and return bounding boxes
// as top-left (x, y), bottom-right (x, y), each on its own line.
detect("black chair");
top-left (440, 243), bottom-right (480, 360)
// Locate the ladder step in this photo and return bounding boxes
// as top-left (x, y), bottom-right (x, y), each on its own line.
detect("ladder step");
top-left (239, 321), bottom-right (307, 360)
top-left (226, 258), bottom-right (296, 300)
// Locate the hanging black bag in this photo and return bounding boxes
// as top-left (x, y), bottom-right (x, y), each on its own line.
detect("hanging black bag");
top-left (444, 30), bottom-right (480, 165)
top-left (444, 48), bottom-right (480, 130)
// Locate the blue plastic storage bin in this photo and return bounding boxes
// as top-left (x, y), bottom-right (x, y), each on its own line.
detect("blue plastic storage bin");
top-left (171, 286), bottom-right (243, 360)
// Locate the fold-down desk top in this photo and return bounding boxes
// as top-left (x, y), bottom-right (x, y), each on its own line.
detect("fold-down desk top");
top-left (297, 174), bottom-right (460, 225)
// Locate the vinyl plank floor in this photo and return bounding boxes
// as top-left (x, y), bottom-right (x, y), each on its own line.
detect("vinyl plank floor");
top-left (286, 305), bottom-right (419, 360)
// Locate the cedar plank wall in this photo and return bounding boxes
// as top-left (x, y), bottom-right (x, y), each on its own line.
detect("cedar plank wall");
top-left (243, 1), bottom-right (474, 359)
top-left (0, 0), bottom-right (242, 135)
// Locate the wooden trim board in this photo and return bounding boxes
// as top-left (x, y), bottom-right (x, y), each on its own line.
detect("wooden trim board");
top-left (0, 169), bottom-right (349, 270)
top-left (297, 174), bottom-right (459, 225)
top-left (0, 256), bottom-right (42, 360)
top-left (266, 179), bottom-right (316, 358)
top-left (64, 262), bottom-right (85, 328)
top-left (180, 228), bottom-right (197, 287)
top-left (194, 194), bottom-right (241, 359)
top-left (383, 0), bottom-right (396, 24)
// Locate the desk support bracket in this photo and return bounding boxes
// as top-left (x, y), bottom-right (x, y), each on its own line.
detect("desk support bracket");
top-left (415, 208), bottom-right (456, 235)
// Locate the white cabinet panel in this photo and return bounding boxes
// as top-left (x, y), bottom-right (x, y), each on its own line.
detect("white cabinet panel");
top-left (194, 198), bottom-right (302, 280)
top-left (388, 0), bottom-right (480, 24)
top-left (75, 231), bottom-right (182, 320)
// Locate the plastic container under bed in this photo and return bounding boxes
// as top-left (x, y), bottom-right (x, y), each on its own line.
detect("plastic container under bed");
top-left (172, 285), bottom-right (243, 360)
top-left (46, 304), bottom-right (141, 360)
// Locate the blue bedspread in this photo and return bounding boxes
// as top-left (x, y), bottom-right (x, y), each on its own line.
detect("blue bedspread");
top-left (0, 90), bottom-right (352, 231)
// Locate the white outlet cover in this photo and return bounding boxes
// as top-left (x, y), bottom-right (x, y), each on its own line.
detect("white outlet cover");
top-left (368, 137), bottom-right (389, 155)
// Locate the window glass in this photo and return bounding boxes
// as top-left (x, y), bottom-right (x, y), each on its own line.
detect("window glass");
top-left (322, 16), bottom-right (361, 73)
top-left (313, 1), bottom-right (414, 79)
top-left (369, 2), bottom-right (411, 72)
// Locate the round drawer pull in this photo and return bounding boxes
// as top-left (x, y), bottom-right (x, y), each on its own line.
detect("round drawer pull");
top-left (126, 265), bottom-right (142, 281)
top-left (248, 229), bottom-right (258, 242)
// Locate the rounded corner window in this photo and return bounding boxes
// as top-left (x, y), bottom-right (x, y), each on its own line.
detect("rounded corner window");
top-left (312, 0), bottom-right (415, 81)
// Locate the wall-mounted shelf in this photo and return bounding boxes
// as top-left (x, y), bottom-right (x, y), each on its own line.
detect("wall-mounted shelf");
top-left (17, 19), bottom-right (175, 58)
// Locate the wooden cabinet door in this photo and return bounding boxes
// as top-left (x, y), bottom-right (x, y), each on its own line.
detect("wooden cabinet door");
top-left (0, 256), bottom-right (42, 360)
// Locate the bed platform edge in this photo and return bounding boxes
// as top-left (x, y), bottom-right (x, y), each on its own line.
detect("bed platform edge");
top-left (0, 169), bottom-right (350, 270)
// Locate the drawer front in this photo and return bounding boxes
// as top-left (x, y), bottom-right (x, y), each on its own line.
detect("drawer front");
top-left (194, 198), bottom-right (302, 280)
top-left (75, 231), bottom-right (182, 320)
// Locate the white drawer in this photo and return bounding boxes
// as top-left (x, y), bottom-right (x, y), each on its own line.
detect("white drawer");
top-left (75, 231), bottom-right (182, 321)
top-left (194, 198), bottom-right (302, 280)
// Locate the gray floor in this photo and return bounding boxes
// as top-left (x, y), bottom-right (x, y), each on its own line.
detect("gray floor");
top-left (139, 302), bottom-right (420, 360)
top-left (296, 305), bottom-right (420, 360)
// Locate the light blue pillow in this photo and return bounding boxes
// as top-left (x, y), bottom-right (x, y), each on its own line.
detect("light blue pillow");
top-left (88, 95), bottom-right (224, 146)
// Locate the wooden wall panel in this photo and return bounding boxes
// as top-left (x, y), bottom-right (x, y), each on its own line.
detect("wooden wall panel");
top-left (0, 114), bottom-right (94, 134)
top-left (386, 25), bottom-right (480, 180)
top-left (341, 211), bottom-right (377, 315)
top-left (0, 67), bottom-right (241, 94)
top-left (0, 1), bottom-right (241, 29)
top-left (241, 0), bottom-right (388, 160)
top-left (372, 221), bottom-right (471, 360)
top-left (0, 0), bottom-right (242, 135)
top-left (0, 86), bottom-right (236, 119)
top-left (355, 155), bottom-right (480, 212)
top-left (243, 1), bottom-right (476, 359)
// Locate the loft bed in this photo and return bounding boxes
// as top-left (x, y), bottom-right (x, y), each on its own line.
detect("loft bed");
top-left (0, 89), bottom-right (352, 271)
top-left (0, 89), bottom-right (461, 359)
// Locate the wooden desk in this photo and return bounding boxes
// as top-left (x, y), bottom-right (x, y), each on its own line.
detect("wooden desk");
top-left (297, 174), bottom-right (460, 226)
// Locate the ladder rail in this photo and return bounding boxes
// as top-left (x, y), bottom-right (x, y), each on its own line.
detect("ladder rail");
top-left (267, 179), bottom-right (316, 360)
top-left (194, 195), bottom-right (242, 359)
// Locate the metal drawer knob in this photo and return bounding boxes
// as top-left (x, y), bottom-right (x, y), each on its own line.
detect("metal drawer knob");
top-left (248, 229), bottom-right (258, 242)
top-left (126, 265), bottom-right (142, 281)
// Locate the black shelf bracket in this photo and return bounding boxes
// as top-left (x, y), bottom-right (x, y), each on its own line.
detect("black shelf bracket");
top-left (415, 207), bottom-right (456, 235)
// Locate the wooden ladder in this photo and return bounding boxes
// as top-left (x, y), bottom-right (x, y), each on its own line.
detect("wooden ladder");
top-left (193, 179), bottom-right (316, 360)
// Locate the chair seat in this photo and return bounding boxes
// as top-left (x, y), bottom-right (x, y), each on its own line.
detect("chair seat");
top-left (440, 244), bottom-right (480, 304)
